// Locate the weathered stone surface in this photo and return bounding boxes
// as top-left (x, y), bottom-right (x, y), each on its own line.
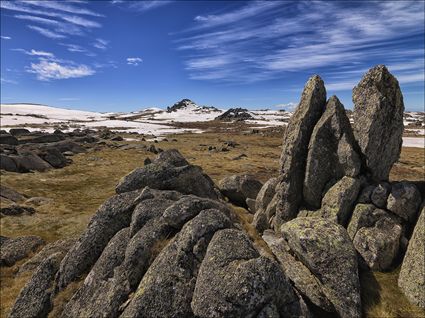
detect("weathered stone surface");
top-left (281, 218), bottom-right (361, 318)
top-left (11, 152), bottom-right (52, 172)
top-left (9, 128), bottom-right (30, 137)
top-left (274, 75), bottom-right (326, 228)
top-left (122, 209), bottom-right (233, 318)
top-left (218, 174), bottom-right (262, 207)
top-left (263, 230), bottom-right (334, 313)
top-left (192, 228), bottom-right (301, 318)
top-left (353, 65), bottom-right (404, 181)
top-left (255, 177), bottom-right (278, 212)
top-left (0, 185), bottom-right (26, 202)
top-left (399, 206), bottom-right (425, 308)
top-left (321, 176), bottom-right (361, 226)
top-left (304, 96), bottom-right (361, 208)
top-left (0, 154), bottom-right (18, 172)
top-left (54, 189), bottom-right (143, 291)
top-left (387, 181), bottom-right (422, 222)
top-left (0, 235), bottom-right (45, 267)
top-left (370, 182), bottom-right (390, 208)
top-left (9, 253), bottom-right (63, 318)
top-left (357, 185), bottom-right (375, 204)
top-left (0, 133), bottom-right (18, 145)
top-left (246, 198), bottom-right (256, 213)
top-left (0, 205), bottom-right (35, 217)
top-left (115, 150), bottom-right (218, 199)
top-left (18, 238), bottom-right (76, 276)
top-left (353, 219), bottom-right (402, 271)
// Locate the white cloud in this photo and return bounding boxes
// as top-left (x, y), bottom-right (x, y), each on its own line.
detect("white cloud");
top-left (126, 57), bottom-right (143, 66)
top-left (28, 60), bottom-right (95, 80)
top-left (115, 1), bottom-right (172, 12)
top-left (1, 78), bottom-right (18, 84)
top-left (93, 38), bottom-right (109, 50)
top-left (27, 25), bottom-right (66, 39)
top-left (275, 102), bottom-right (298, 111)
top-left (178, 1), bottom-right (424, 84)
top-left (1, 35), bottom-right (11, 40)
top-left (20, 0), bottom-right (103, 17)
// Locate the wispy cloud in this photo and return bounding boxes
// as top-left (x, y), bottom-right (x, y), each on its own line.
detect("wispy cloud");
top-left (1, 35), bottom-right (11, 40)
top-left (1, 78), bottom-right (18, 85)
top-left (274, 102), bottom-right (297, 111)
top-left (1, 1), bottom-right (103, 38)
top-left (13, 48), bottom-right (55, 57)
top-left (126, 57), bottom-right (143, 66)
top-left (93, 38), bottom-right (109, 50)
top-left (112, 0), bottom-right (172, 12)
top-left (28, 60), bottom-right (95, 81)
top-left (177, 1), bottom-right (425, 85)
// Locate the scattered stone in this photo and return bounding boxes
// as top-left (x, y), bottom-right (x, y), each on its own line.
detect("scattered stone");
top-left (143, 157), bottom-right (152, 166)
top-left (24, 197), bottom-right (53, 206)
top-left (218, 174), bottom-right (263, 207)
top-left (274, 75), bottom-right (326, 228)
top-left (0, 185), bottom-right (27, 202)
top-left (232, 153), bottom-right (247, 160)
top-left (0, 236), bottom-right (45, 267)
top-left (321, 176), bottom-right (361, 226)
top-left (303, 96), bottom-right (361, 208)
top-left (370, 182), bottom-right (390, 208)
top-left (399, 206), bottom-right (425, 308)
top-left (353, 65), bottom-right (404, 181)
top-left (9, 128), bottom-right (30, 137)
top-left (0, 133), bottom-right (19, 145)
top-left (281, 218), bottom-right (362, 318)
top-left (246, 198), bottom-right (256, 213)
top-left (387, 181), bottom-right (422, 222)
top-left (111, 136), bottom-right (123, 141)
top-left (0, 205), bottom-right (35, 217)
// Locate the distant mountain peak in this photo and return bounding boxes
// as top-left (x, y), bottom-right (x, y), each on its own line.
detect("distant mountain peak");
top-left (167, 99), bottom-right (196, 112)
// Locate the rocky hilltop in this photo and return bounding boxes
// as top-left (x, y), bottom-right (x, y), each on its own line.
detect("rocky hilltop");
top-left (4, 65), bottom-right (424, 318)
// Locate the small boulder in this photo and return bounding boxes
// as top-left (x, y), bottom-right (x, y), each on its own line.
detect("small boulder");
top-left (218, 174), bottom-right (263, 207)
top-left (252, 178), bottom-right (278, 232)
top-left (0, 205), bottom-right (35, 217)
top-left (370, 182), bottom-right (390, 208)
top-left (9, 128), bottom-right (30, 137)
top-left (0, 235), bottom-right (45, 266)
top-left (387, 181), bottom-right (422, 222)
top-left (0, 133), bottom-right (18, 145)
top-left (321, 176), bottom-right (361, 226)
top-left (0, 185), bottom-right (27, 202)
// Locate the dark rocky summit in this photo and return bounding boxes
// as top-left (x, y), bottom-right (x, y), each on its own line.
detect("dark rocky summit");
top-left (6, 65), bottom-right (424, 317)
top-left (215, 108), bottom-right (254, 121)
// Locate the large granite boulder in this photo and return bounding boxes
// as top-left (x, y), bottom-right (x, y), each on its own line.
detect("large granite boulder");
top-left (9, 253), bottom-right (64, 318)
top-left (263, 230), bottom-right (334, 313)
top-left (320, 176), bottom-right (361, 226)
top-left (274, 75), bottom-right (326, 228)
top-left (398, 206), bottom-right (424, 308)
top-left (352, 65), bottom-right (404, 181)
top-left (304, 96), bottom-right (361, 208)
top-left (115, 149), bottom-right (218, 199)
top-left (0, 133), bottom-right (18, 145)
top-left (218, 174), bottom-right (262, 207)
top-left (281, 217), bottom-right (362, 318)
top-left (192, 229), bottom-right (302, 318)
top-left (370, 182), bottom-right (391, 208)
top-left (121, 209), bottom-right (233, 317)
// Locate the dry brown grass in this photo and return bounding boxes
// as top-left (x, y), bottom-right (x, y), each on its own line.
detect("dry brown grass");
top-left (361, 268), bottom-right (425, 318)
top-left (0, 131), bottom-right (424, 317)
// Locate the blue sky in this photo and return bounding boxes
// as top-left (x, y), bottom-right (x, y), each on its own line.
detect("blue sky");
top-left (1, 0), bottom-right (424, 112)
